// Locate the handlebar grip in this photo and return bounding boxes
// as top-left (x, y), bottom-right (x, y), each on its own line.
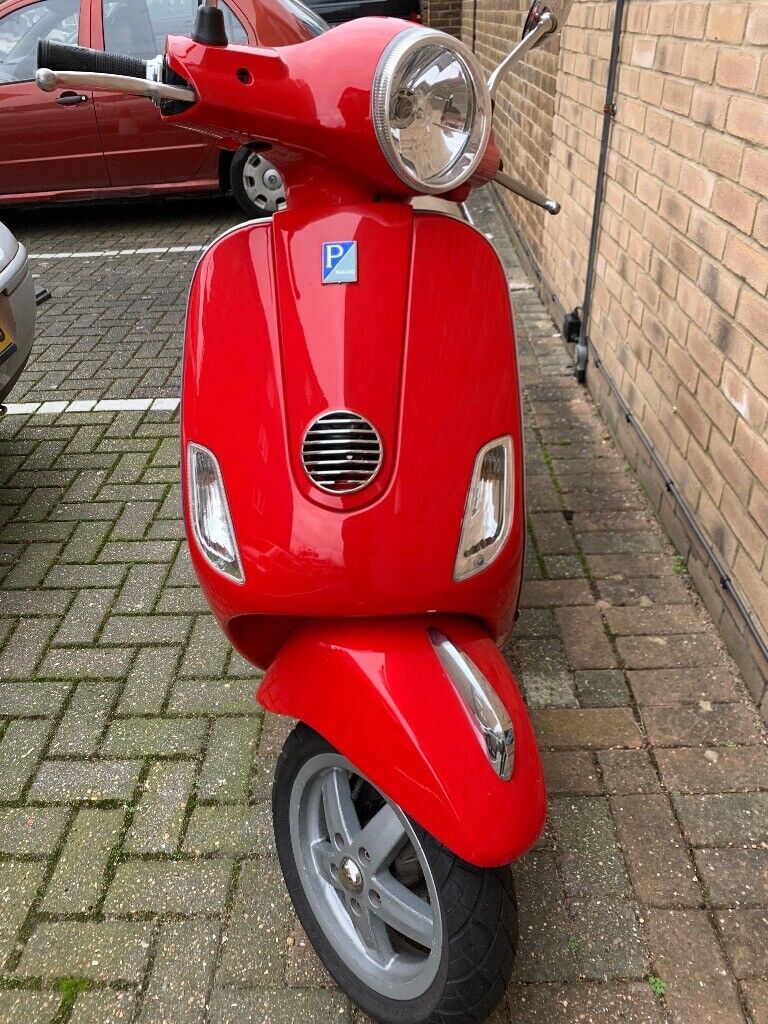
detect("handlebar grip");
top-left (37, 40), bottom-right (147, 80)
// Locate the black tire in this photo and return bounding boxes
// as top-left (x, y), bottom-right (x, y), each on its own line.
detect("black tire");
top-left (229, 146), bottom-right (286, 218)
top-left (273, 723), bottom-right (518, 1024)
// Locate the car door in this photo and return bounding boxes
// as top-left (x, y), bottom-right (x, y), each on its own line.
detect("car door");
top-left (0, 0), bottom-right (109, 197)
top-left (91, 0), bottom-right (247, 187)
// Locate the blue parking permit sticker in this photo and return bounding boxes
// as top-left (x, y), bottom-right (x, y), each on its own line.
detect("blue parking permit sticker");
top-left (322, 241), bottom-right (357, 284)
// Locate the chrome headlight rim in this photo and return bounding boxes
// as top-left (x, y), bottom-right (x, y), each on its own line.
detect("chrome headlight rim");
top-left (371, 27), bottom-right (492, 195)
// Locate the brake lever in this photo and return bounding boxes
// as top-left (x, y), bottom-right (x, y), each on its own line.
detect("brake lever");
top-left (36, 68), bottom-right (195, 105)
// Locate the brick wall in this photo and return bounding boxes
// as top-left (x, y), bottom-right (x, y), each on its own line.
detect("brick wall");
top-left (421, 0), bottom-right (462, 36)
top-left (426, 0), bottom-right (768, 694)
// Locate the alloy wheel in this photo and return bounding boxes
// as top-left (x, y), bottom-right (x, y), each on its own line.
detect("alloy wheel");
top-left (288, 752), bottom-right (443, 1000)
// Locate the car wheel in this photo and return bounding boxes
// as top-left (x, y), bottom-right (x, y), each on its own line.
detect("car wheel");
top-left (230, 147), bottom-right (286, 217)
top-left (273, 723), bottom-right (519, 1024)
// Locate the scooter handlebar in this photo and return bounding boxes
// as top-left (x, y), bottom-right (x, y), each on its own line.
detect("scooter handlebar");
top-left (37, 39), bottom-right (148, 80)
top-left (35, 40), bottom-right (196, 106)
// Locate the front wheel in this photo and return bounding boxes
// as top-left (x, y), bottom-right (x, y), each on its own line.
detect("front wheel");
top-left (273, 724), bottom-right (518, 1024)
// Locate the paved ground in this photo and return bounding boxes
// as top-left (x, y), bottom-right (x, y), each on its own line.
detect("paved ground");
top-left (9, 198), bottom-right (241, 407)
top-left (0, 190), bottom-right (765, 1024)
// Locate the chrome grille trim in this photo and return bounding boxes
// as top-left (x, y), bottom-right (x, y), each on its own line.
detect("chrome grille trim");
top-left (301, 410), bottom-right (383, 494)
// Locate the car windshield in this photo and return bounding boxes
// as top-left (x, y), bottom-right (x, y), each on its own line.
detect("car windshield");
top-left (250, 0), bottom-right (328, 45)
top-left (0, 0), bottom-right (79, 84)
top-left (274, 0), bottom-right (328, 36)
top-left (103, 0), bottom-right (250, 59)
top-left (101, 0), bottom-right (327, 57)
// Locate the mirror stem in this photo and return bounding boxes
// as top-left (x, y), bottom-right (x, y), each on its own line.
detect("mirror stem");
top-left (495, 170), bottom-right (560, 215)
top-left (488, 11), bottom-right (557, 100)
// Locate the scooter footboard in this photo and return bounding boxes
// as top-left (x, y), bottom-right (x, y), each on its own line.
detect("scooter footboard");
top-left (257, 615), bottom-right (546, 867)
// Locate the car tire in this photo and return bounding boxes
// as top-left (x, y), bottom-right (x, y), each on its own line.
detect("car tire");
top-left (273, 723), bottom-right (519, 1024)
top-left (230, 147), bottom-right (286, 217)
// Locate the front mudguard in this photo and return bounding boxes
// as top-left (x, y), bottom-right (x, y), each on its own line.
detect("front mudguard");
top-left (257, 615), bottom-right (546, 867)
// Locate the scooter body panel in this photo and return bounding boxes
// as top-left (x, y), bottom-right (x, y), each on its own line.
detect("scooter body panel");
top-left (258, 615), bottom-right (546, 867)
top-left (182, 203), bottom-right (525, 668)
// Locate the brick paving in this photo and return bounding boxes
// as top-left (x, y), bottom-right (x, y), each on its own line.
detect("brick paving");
top-left (0, 189), bottom-right (763, 1023)
top-left (4, 197), bottom-right (240, 407)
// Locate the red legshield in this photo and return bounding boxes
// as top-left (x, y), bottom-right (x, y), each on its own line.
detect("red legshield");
top-left (182, 203), bottom-right (525, 667)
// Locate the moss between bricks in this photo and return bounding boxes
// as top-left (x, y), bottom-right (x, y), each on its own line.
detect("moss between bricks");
top-left (647, 975), bottom-right (667, 998)
top-left (672, 554), bottom-right (688, 574)
top-left (53, 976), bottom-right (93, 1022)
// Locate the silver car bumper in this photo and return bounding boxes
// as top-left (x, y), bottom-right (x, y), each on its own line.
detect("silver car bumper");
top-left (0, 223), bottom-right (35, 404)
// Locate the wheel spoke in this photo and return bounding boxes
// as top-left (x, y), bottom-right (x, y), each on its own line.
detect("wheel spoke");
top-left (372, 873), bottom-right (435, 949)
top-left (313, 839), bottom-right (342, 890)
top-left (321, 768), bottom-right (360, 846)
top-left (347, 897), bottom-right (394, 965)
top-left (355, 803), bottom-right (408, 872)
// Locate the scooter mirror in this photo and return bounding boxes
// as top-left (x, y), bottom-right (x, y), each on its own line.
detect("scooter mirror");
top-left (521, 1), bottom-right (551, 41)
top-left (487, 1), bottom-right (558, 99)
top-left (523, 0), bottom-right (572, 39)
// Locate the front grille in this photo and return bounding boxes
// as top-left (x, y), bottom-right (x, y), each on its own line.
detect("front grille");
top-left (301, 411), bottom-right (383, 494)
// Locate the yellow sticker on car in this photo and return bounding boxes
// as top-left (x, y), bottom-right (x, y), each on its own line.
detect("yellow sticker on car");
top-left (0, 324), bottom-right (12, 355)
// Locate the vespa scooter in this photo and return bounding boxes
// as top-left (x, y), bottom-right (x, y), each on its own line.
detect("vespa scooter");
top-left (37, 4), bottom-right (560, 1019)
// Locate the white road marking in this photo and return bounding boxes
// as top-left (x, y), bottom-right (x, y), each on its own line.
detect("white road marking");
top-left (3, 397), bottom-right (180, 416)
top-left (28, 245), bottom-right (208, 261)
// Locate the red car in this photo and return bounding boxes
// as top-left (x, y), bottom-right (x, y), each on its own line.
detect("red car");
top-left (0, 0), bottom-right (325, 214)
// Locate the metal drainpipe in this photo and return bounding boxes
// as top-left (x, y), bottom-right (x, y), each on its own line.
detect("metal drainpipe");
top-left (574, 0), bottom-right (627, 383)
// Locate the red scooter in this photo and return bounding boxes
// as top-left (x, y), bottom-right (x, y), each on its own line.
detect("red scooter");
top-left (38, 5), bottom-right (560, 1019)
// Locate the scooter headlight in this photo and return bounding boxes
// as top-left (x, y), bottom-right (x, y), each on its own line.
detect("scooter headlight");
top-left (187, 442), bottom-right (244, 583)
top-left (371, 28), bottom-right (491, 194)
top-left (455, 436), bottom-right (513, 581)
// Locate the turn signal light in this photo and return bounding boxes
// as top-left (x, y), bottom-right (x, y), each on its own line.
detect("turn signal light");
top-left (429, 628), bottom-right (515, 779)
top-left (454, 436), bottom-right (513, 581)
top-left (187, 442), bottom-right (244, 583)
